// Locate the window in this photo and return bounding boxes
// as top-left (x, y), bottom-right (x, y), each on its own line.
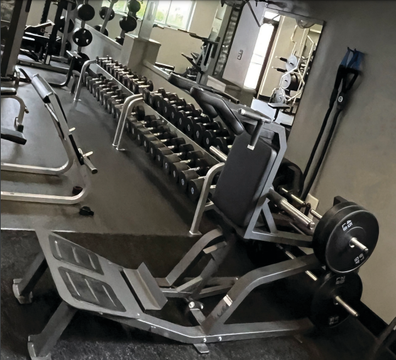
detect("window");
top-left (104, 0), bottom-right (195, 31)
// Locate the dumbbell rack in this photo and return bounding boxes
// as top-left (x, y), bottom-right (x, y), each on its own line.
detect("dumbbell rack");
top-left (94, 63), bottom-right (220, 167)
top-left (84, 61), bottom-right (224, 201)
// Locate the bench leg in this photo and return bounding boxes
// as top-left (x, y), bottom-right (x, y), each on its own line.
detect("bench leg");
top-left (28, 301), bottom-right (77, 360)
top-left (13, 250), bottom-right (48, 304)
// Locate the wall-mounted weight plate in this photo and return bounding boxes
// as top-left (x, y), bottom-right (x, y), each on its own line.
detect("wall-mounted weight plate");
top-left (59, 16), bottom-right (75, 33)
top-left (77, 4), bottom-right (95, 21)
top-left (72, 28), bottom-right (93, 47)
top-left (313, 202), bottom-right (379, 274)
top-left (99, 6), bottom-right (115, 20)
top-left (269, 88), bottom-right (286, 104)
top-left (310, 272), bottom-right (362, 328)
top-left (94, 25), bottom-right (109, 36)
top-left (280, 73), bottom-right (299, 91)
top-left (128, 0), bottom-right (141, 14)
top-left (286, 54), bottom-right (298, 71)
top-left (119, 16), bottom-right (137, 33)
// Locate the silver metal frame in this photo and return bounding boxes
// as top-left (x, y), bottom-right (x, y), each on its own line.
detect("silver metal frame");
top-left (1, 75), bottom-right (97, 204)
top-left (189, 121), bottom-right (312, 247)
top-left (14, 228), bottom-right (321, 359)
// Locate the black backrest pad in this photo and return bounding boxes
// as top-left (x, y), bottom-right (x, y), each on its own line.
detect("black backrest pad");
top-left (212, 131), bottom-right (278, 227)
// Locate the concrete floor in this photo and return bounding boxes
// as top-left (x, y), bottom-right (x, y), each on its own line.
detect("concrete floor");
top-left (1, 66), bottom-right (214, 235)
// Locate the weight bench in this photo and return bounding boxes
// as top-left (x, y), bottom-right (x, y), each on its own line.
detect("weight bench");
top-left (14, 87), bottom-right (379, 359)
top-left (1, 74), bottom-right (97, 205)
top-left (1, 86), bottom-right (29, 132)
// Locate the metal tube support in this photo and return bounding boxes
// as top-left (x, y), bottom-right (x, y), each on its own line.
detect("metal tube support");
top-left (209, 146), bottom-right (228, 162)
top-left (59, 2), bottom-right (72, 58)
top-left (283, 249), bottom-right (359, 317)
top-left (268, 189), bottom-right (315, 231)
top-left (73, 59), bottom-right (96, 101)
top-left (189, 163), bottom-right (225, 236)
top-left (101, 1), bottom-right (115, 34)
top-left (112, 95), bottom-right (143, 150)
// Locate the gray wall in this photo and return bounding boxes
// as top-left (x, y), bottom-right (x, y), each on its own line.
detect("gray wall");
top-left (285, 0), bottom-right (396, 323)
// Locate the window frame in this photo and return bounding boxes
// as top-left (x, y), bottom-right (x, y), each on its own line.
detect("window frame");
top-left (108, 0), bottom-right (196, 31)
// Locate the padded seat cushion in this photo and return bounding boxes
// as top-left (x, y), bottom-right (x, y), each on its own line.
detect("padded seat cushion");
top-left (212, 132), bottom-right (277, 228)
top-left (1, 87), bottom-right (17, 96)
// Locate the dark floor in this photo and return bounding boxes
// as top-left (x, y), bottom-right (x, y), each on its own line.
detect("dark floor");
top-left (1, 66), bottom-right (395, 360)
top-left (1, 65), bottom-right (214, 235)
top-left (2, 230), bottom-right (393, 360)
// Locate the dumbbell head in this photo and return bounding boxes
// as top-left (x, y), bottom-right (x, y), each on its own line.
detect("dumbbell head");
top-left (175, 109), bottom-right (202, 131)
top-left (163, 150), bottom-right (203, 175)
top-left (152, 92), bottom-right (179, 113)
top-left (141, 127), bottom-right (173, 151)
top-left (161, 98), bottom-right (187, 119)
top-left (179, 162), bottom-right (210, 192)
top-left (132, 80), bottom-right (154, 94)
top-left (185, 117), bottom-right (215, 138)
top-left (202, 129), bottom-right (231, 150)
top-left (130, 117), bottom-right (163, 140)
top-left (170, 158), bottom-right (209, 184)
top-left (213, 137), bottom-right (233, 154)
top-left (148, 137), bottom-right (186, 160)
top-left (154, 142), bottom-right (194, 166)
top-left (142, 88), bottom-right (166, 104)
top-left (169, 104), bottom-right (196, 124)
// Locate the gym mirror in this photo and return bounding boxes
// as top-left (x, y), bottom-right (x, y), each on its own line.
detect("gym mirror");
top-left (216, 3), bottom-right (324, 127)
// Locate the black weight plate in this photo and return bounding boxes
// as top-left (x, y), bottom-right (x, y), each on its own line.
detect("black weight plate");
top-left (323, 205), bottom-right (378, 273)
top-left (94, 25), bottom-right (109, 36)
top-left (310, 272), bottom-right (362, 328)
top-left (128, 0), bottom-right (141, 14)
top-left (74, 52), bottom-right (90, 72)
top-left (312, 201), bottom-right (357, 265)
top-left (119, 16), bottom-right (137, 32)
top-left (77, 4), bottom-right (95, 21)
top-left (99, 6), bottom-right (115, 20)
top-left (72, 28), bottom-right (93, 47)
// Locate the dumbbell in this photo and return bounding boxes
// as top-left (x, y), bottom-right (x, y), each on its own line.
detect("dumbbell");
top-left (95, 80), bottom-right (115, 99)
top-left (128, 116), bottom-right (163, 139)
top-left (148, 137), bottom-right (187, 161)
top-left (187, 174), bottom-right (220, 202)
top-left (107, 93), bottom-right (126, 114)
top-left (89, 75), bottom-right (106, 93)
top-left (178, 161), bottom-right (211, 192)
top-left (132, 79), bottom-right (154, 94)
top-left (168, 103), bottom-right (196, 124)
top-left (114, 66), bottom-right (130, 80)
top-left (103, 88), bottom-right (123, 108)
top-left (104, 60), bottom-right (121, 73)
top-left (213, 137), bottom-right (233, 155)
top-left (163, 150), bottom-right (203, 175)
top-left (202, 129), bottom-right (232, 150)
top-left (175, 109), bottom-right (203, 131)
top-left (170, 158), bottom-right (210, 184)
top-left (142, 88), bottom-right (166, 105)
top-left (99, 84), bottom-right (119, 104)
top-left (193, 121), bottom-right (224, 144)
top-left (123, 73), bottom-right (141, 88)
top-left (140, 127), bottom-right (175, 151)
top-left (96, 56), bottom-right (112, 66)
top-left (153, 141), bottom-right (191, 165)
top-left (160, 97), bottom-right (187, 119)
top-left (183, 116), bottom-right (213, 138)
top-left (152, 92), bottom-right (179, 112)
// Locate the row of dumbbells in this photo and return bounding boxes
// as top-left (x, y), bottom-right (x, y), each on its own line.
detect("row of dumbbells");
top-left (125, 106), bottom-right (218, 202)
top-left (93, 56), bottom-right (235, 155)
top-left (141, 88), bottom-right (234, 154)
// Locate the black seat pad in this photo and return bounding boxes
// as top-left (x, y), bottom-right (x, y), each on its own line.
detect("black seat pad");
top-left (1, 87), bottom-right (17, 96)
top-left (1, 127), bottom-right (26, 145)
top-left (212, 132), bottom-right (277, 228)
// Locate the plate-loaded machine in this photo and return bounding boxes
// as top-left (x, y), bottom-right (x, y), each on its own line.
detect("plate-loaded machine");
top-left (13, 87), bottom-right (379, 359)
top-left (1, 74), bottom-right (97, 204)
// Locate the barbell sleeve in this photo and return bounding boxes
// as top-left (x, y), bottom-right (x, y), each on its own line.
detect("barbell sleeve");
top-left (349, 237), bottom-right (369, 253)
top-left (268, 189), bottom-right (315, 230)
top-left (283, 249), bottom-right (359, 317)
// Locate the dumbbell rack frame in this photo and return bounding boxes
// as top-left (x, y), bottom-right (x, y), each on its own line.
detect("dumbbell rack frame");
top-left (76, 60), bottom-right (222, 168)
